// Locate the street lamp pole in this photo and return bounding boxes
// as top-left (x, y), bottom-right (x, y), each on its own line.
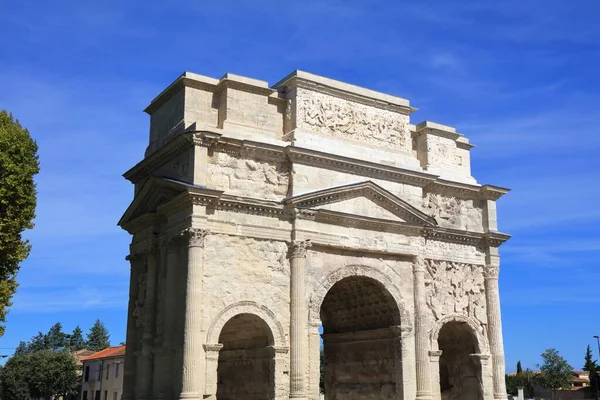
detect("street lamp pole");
top-left (593, 336), bottom-right (600, 400)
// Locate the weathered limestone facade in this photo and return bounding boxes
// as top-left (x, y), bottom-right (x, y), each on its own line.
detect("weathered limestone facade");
top-left (119, 71), bottom-right (510, 400)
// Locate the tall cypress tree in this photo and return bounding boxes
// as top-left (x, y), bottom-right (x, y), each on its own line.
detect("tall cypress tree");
top-left (517, 360), bottom-right (523, 375)
top-left (584, 345), bottom-right (597, 371)
top-left (86, 319), bottom-right (110, 351)
top-left (45, 322), bottom-right (67, 351)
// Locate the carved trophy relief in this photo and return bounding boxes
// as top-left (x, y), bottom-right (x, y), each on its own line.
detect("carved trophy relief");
top-left (424, 260), bottom-right (487, 328)
top-left (298, 93), bottom-right (410, 151)
top-left (133, 272), bottom-right (147, 328)
top-left (424, 193), bottom-right (483, 232)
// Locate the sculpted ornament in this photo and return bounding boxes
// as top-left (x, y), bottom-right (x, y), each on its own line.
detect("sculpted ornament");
top-left (424, 193), bottom-right (483, 232)
top-left (424, 260), bottom-right (487, 328)
top-left (484, 264), bottom-right (499, 279)
top-left (289, 240), bottom-right (311, 259)
top-left (133, 272), bottom-right (147, 328)
top-left (183, 228), bottom-right (210, 248)
top-left (298, 92), bottom-right (410, 151)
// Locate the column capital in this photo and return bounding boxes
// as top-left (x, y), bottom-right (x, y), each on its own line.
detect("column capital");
top-left (429, 350), bottom-right (443, 361)
top-left (484, 263), bottom-right (500, 279)
top-left (413, 255), bottom-right (426, 273)
top-left (203, 343), bottom-right (224, 353)
top-left (289, 239), bottom-right (311, 259)
top-left (182, 228), bottom-right (210, 248)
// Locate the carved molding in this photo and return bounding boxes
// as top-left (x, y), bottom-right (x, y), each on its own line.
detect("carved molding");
top-left (206, 301), bottom-right (287, 347)
top-left (424, 192), bottom-right (483, 232)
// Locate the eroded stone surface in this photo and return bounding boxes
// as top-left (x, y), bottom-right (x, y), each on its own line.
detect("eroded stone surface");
top-left (120, 70), bottom-right (510, 400)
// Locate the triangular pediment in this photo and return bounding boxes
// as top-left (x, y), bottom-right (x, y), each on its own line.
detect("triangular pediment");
top-left (284, 181), bottom-right (437, 227)
top-left (118, 177), bottom-right (191, 229)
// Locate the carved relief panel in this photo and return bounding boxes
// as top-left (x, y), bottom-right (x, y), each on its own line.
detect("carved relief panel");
top-left (424, 193), bottom-right (483, 232)
top-left (424, 260), bottom-right (487, 328)
top-left (296, 90), bottom-right (411, 152)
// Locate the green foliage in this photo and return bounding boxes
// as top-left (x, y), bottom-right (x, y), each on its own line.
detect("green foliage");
top-left (584, 345), bottom-right (598, 371)
top-left (45, 322), bottom-right (67, 351)
top-left (517, 360), bottom-right (523, 375)
top-left (27, 350), bottom-right (80, 399)
top-left (86, 319), bottom-right (110, 351)
top-left (0, 110), bottom-right (40, 337)
top-left (68, 325), bottom-right (86, 351)
top-left (0, 353), bottom-right (30, 400)
top-left (537, 348), bottom-right (573, 396)
top-left (0, 350), bottom-right (80, 400)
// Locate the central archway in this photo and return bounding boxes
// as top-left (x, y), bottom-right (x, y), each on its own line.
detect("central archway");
top-left (320, 276), bottom-right (402, 400)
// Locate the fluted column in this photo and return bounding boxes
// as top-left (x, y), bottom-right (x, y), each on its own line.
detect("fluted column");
top-left (179, 228), bottom-right (209, 400)
top-left (156, 236), bottom-right (181, 400)
top-left (414, 256), bottom-right (433, 400)
top-left (137, 244), bottom-right (159, 400)
top-left (484, 262), bottom-right (507, 399)
top-left (121, 253), bottom-right (143, 400)
top-left (289, 240), bottom-right (311, 399)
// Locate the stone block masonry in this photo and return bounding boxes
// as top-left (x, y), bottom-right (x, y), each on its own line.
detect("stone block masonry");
top-left (119, 69), bottom-right (511, 400)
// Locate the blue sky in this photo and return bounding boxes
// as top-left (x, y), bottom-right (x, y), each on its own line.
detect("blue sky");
top-left (1, 0), bottom-right (599, 371)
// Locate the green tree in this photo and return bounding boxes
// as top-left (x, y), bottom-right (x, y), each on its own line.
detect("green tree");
top-left (537, 348), bottom-right (573, 400)
top-left (13, 341), bottom-right (28, 355)
top-left (28, 331), bottom-right (47, 352)
top-left (86, 319), bottom-right (110, 351)
top-left (45, 322), bottom-right (67, 351)
top-left (0, 110), bottom-right (40, 337)
top-left (517, 360), bottom-right (523, 375)
top-left (0, 353), bottom-right (31, 400)
top-left (584, 344), bottom-right (598, 371)
top-left (27, 350), bottom-right (80, 400)
top-left (68, 325), bottom-right (86, 350)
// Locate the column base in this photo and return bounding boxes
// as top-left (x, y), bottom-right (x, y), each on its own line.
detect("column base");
top-left (416, 391), bottom-right (434, 400)
top-left (178, 392), bottom-right (201, 400)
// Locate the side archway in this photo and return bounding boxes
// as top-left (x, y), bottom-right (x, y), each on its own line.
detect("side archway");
top-left (204, 302), bottom-right (288, 399)
top-left (429, 314), bottom-right (488, 354)
top-left (429, 314), bottom-right (491, 400)
top-left (207, 301), bottom-right (286, 348)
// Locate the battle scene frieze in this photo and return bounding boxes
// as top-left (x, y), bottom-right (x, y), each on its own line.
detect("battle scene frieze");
top-left (297, 90), bottom-right (411, 152)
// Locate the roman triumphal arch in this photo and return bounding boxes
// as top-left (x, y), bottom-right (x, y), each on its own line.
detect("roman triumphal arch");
top-left (118, 70), bottom-right (510, 400)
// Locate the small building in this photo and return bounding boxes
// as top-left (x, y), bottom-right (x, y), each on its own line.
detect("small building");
top-left (80, 345), bottom-right (125, 400)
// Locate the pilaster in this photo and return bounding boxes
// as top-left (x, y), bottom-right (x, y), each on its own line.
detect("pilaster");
top-left (289, 239), bottom-right (311, 399)
top-left (429, 350), bottom-right (443, 400)
top-left (179, 228), bottom-right (210, 400)
top-left (413, 256), bottom-right (433, 400)
top-left (122, 253), bottom-right (144, 400)
top-left (484, 247), bottom-right (507, 400)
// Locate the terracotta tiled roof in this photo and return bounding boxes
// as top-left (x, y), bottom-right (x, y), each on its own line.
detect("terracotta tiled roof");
top-left (81, 345), bottom-right (126, 361)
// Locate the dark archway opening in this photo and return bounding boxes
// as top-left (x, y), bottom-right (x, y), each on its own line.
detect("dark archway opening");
top-left (217, 313), bottom-right (275, 400)
top-left (320, 276), bottom-right (401, 400)
top-left (438, 321), bottom-right (482, 400)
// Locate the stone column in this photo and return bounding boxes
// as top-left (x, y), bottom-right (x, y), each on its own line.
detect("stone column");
top-left (179, 228), bottom-right (209, 400)
top-left (429, 350), bottom-right (443, 400)
top-left (272, 346), bottom-right (290, 399)
top-left (484, 262), bottom-right (508, 400)
top-left (413, 256), bottom-right (433, 400)
top-left (203, 344), bottom-right (223, 399)
top-left (136, 244), bottom-right (159, 400)
top-left (121, 253), bottom-right (143, 400)
top-left (289, 240), bottom-right (311, 399)
top-left (153, 237), bottom-right (172, 400)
